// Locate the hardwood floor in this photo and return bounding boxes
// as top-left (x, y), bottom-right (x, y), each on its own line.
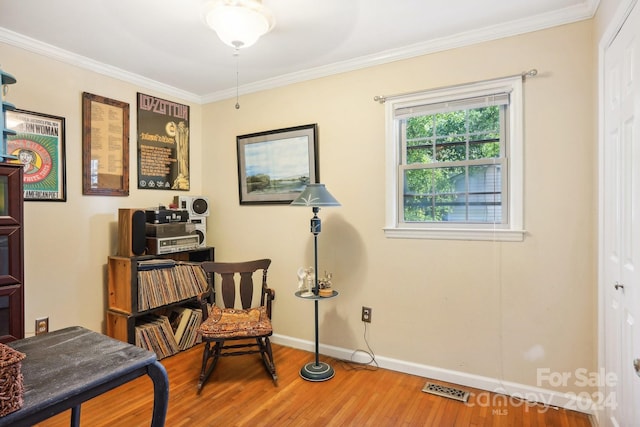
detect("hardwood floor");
top-left (35, 343), bottom-right (594, 426)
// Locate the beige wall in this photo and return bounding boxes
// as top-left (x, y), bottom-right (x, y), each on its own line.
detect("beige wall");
top-left (2, 18), bottom-right (596, 393)
top-left (203, 20), bottom-right (596, 392)
top-left (0, 42), bottom-right (203, 336)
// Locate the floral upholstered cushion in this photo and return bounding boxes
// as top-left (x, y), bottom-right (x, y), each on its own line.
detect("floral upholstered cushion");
top-left (198, 305), bottom-right (272, 339)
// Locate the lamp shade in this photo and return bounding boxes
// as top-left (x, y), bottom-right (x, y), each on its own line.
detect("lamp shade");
top-left (290, 184), bottom-right (341, 207)
top-left (205, 0), bottom-right (274, 49)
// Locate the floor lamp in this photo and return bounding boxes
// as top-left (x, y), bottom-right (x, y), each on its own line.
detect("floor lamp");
top-left (291, 183), bottom-right (341, 381)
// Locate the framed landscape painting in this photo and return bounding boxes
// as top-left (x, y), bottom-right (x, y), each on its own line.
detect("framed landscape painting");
top-left (237, 124), bottom-right (318, 205)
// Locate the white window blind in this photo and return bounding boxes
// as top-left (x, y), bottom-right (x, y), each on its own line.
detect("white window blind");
top-left (394, 93), bottom-right (510, 119)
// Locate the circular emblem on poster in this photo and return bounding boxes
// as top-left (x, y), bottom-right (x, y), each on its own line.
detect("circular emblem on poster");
top-left (8, 139), bottom-right (52, 184)
top-left (165, 121), bottom-right (177, 138)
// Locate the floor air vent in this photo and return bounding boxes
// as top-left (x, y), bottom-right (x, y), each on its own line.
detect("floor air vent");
top-left (421, 382), bottom-right (470, 403)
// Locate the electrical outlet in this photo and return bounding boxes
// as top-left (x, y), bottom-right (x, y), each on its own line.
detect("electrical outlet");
top-left (361, 306), bottom-right (372, 323)
top-left (35, 317), bottom-right (49, 335)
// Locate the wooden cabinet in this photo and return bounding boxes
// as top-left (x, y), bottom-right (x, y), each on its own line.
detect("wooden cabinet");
top-left (1, 68), bottom-right (23, 343)
top-left (106, 247), bottom-right (214, 356)
top-left (0, 163), bottom-right (24, 343)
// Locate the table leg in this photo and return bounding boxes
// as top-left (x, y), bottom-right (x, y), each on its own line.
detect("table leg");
top-left (147, 361), bottom-right (169, 427)
top-left (70, 405), bottom-right (81, 427)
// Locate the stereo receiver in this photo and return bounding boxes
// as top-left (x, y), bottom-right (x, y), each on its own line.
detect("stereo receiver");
top-left (146, 235), bottom-right (200, 255)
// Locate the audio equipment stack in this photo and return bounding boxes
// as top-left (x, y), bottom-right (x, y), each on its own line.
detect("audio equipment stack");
top-left (117, 197), bottom-right (210, 256)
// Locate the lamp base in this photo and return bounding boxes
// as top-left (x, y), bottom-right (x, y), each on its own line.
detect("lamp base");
top-left (299, 361), bottom-right (335, 382)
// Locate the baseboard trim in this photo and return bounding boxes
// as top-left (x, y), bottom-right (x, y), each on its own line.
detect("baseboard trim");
top-left (271, 333), bottom-right (596, 417)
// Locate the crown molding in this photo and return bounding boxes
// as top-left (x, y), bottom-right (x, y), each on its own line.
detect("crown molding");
top-left (1, 0), bottom-right (599, 105)
top-left (202, 1), bottom-right (599, 102)
top-left (0, 27), bottom-right (203, 104)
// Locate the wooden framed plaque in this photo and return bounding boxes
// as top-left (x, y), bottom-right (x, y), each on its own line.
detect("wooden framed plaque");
top-left (82, 92), bottom-right (129, 196)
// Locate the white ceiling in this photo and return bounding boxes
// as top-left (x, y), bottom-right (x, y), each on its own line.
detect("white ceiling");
top-left (0, 0), bottom-right (598, 103)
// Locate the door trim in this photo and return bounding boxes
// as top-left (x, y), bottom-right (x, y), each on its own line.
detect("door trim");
top-left (598, 0), bottom-right (639, 425)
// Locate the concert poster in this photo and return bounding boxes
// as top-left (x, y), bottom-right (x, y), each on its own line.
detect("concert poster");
top-left (6, 109), bottom-right (67, 201)
top-left (137, 93), bottom-right (190, 190)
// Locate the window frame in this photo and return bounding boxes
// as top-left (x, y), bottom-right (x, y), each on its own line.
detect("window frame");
top-left (384, 76), bottom-right (525, 241)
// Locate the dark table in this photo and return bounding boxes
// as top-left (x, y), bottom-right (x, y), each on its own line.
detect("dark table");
top-left (1, 326), bottom-right (168, 427)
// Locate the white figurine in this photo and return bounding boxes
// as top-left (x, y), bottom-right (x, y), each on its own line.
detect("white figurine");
top-left (297, 266), bottom-right (315, 297)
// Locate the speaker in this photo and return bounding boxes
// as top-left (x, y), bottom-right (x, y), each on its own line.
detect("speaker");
top-left (189, 217), bottom-right (207, 247)
top-left (175, 196), bottom-right (209, 217)
top-left (118, 208), bottom-right (147, 256)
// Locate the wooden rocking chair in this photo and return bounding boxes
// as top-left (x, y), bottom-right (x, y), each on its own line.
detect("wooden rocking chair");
top-left (196, 259), bottom-right (277, 392)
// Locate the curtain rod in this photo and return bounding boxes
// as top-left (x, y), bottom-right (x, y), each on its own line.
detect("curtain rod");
top-left (373, 69), bottom-right (538, 104)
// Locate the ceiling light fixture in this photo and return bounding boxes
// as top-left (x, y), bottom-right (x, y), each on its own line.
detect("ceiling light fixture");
top-left (204, 0), bottom-right (275, 49)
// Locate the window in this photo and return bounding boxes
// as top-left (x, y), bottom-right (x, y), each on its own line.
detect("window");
top-left (384, 76), bottom-right (524, 241)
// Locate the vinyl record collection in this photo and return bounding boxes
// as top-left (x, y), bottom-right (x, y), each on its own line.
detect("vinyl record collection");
top-left (137, 261), bottom-right (209, 311)
top-left (133, 260), bottom-right (210, 359)
top-left (134, 307), bottom-right (204, 359)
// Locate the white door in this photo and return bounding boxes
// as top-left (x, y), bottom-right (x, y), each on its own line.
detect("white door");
top-left (602, 2), bottom-right (640, 425)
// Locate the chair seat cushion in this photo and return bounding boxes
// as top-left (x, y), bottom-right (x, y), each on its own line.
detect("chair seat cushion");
top-left (198, 305), bottom-right (272, 339)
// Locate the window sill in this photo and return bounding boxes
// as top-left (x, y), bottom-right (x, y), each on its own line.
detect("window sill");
top-left (383, 227), bottom-right (526, 242)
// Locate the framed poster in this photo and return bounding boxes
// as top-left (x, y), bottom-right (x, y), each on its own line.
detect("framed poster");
top-left (6, 109), bottom-right (67, 201)
top-left (137, 93), bottom-right (190, 190)
top-left (237, 124), bottom-right (318, 204)
top-left (82, 92), bottom-right (129, 196)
